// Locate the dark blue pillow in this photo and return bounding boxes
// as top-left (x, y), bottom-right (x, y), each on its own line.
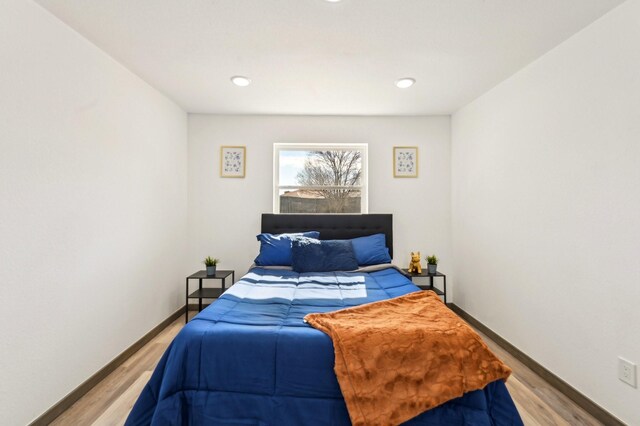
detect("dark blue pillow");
top-left (350, 233), bottom-right (391, 265)
top-left (254, 231), bottom-right (320, 266)
top-left (291, 238), bottom-right (359, 273)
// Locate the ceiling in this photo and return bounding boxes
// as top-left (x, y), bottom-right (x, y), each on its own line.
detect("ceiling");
top-left (35, 0), bottom-right (623, 115)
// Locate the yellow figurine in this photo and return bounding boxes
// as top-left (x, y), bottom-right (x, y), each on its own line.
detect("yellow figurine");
top-left (408, 251), bottom-right (422, 274)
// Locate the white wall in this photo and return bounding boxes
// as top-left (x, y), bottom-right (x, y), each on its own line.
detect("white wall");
top-left (0, 1), bottom-right (188, 424)
top-left (188, 115), bottom-right (451, 285)
top-left (451, 1), bottom-right (640, 424)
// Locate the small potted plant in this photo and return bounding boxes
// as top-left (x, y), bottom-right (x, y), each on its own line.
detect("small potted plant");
top-left (426, 255), bottom-right (438, 274)
top-left (204, 256), bottom-right (219, 276)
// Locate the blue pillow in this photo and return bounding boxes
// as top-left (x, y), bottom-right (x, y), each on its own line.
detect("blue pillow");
top-left (350, 233), bottom-right (391, 265)
top-left (291, 238), bottom-right (359, 273)
top-left (254, 231), bottom-right (320, 266)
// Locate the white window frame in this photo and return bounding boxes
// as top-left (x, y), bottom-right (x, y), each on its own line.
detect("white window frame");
top-left (273, 143), bottom-right (368, 214)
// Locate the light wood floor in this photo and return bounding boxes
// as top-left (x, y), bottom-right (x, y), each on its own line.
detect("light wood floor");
top-left (52, 311), bottom-right (602, 426)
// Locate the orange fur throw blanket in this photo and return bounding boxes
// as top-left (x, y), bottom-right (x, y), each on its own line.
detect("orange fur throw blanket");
top-left (304, 291), bottom-right (512, 426)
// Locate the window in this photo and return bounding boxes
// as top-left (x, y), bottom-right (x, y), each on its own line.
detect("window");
top-left (274, 143), bottom-right (368, 214)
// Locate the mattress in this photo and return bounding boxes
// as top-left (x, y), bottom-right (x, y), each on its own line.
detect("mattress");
top-left (126, 267), bottom-right (522, 425)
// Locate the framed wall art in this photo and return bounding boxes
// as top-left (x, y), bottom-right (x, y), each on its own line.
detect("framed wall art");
top-left (393, 146), bottom-right (418, 178)
top-left (220, 146), bottom-right (246, 178)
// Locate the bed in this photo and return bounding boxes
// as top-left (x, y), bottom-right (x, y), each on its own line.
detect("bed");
top-left (126, 214), bottom-right (522, 425)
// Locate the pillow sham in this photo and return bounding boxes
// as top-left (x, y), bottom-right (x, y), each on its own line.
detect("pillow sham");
top-left (350, 233), bottom-right (391, 265)
top-left (254, 231), bottom-right (320, 266)
top-left (291, 238), bottom-right (359, 273)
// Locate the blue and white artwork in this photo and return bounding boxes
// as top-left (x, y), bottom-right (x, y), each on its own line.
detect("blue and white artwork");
top-left (394, 147), bottom-right (418, 177)
top-left (221, 146), bottom-right (246, 178)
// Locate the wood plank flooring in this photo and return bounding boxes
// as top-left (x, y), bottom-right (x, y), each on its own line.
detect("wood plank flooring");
top-left (51, 311), bottom-right (603, 425)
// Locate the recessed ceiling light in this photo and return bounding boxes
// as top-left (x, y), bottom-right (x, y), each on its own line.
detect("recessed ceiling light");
top-left (395, 78), bottom-right (416, 89)
top-left (324, 0), bottom-right (342, 2)
top-left (230, 76), bottom-right (251, 87)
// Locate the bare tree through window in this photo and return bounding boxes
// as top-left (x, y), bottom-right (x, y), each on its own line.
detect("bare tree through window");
top-left (294, 151), bottom-right (361, 212)
top-left (276, 145), bottom-right (366, 214)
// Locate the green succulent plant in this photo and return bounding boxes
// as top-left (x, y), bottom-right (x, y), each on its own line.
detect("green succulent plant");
top-left (204, 256), bottom-right (219, 267)
top-left (426, 255), bottom-right (438, 265)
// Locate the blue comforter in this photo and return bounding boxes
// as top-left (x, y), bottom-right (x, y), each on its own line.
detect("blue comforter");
top-left (126, 267), bottom-right (522, 425)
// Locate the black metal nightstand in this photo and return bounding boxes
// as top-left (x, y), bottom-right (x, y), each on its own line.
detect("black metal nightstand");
top-left (185, 270), bottom-right (235, 323)
top-left (402, 269), bottom-right (447, 303)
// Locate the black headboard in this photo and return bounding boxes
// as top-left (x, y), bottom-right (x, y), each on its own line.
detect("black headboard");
top-left (261, 214), bottom-right (393, 258)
